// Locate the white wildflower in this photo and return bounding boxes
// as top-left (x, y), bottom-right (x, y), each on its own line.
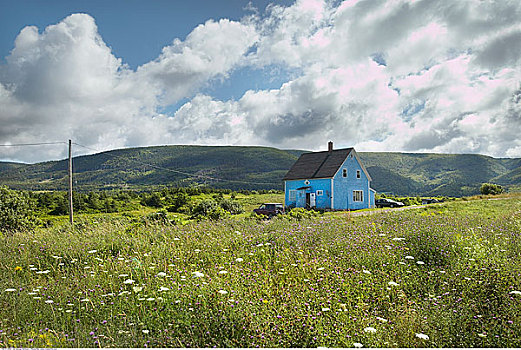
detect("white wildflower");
top-left (388, 281), bottom-right (399, 287)
top-left (133, 286), bottom-right (143, 293)
top-left (218, 290), bottom-right (228, 295)
top-left (4, 288), bottom-right (16, 292)
top-left (478, 333), bottom-right (487, 338)
top-left (192, 271), bottom-right (204, 278)
top-left (322, 307), bottom-right (330, 312)
top-left (87, 250), bottom-right (97, 254)
top-left (118, 274), bottom-right (128, 277)
top-left (235, 258), bottom-right (243, 262)
top-left (157, 272), bottom-right (167, 277)
top-left (509, 291), bottom-right (521, 296)
top-left (405, 256), bottom-right (414, 260)
top-left (362, 270), bottom-right (371, 274)
top-left (80, 298), bottom-right (90, 302)
top-left (416, 261), bottom-right (425, 265)
top-left (45, 300), bottom-right (54, 304)
top-left (415, 333), bottom-right (429, 340)
top-left (317, 267), bottom-right (325, 271)
top-left (392, 237), bottom-right (405, 241)
top-left (123, 279), bottom-right (135, 284)
top-left (159, 287), bottom-right (170, 292)
top-left (353, 342), bottom-right (363, 348)
top-left (376, 317), bottom-right (388, 323)
top-left (218, 270), bottom-right (228, 274)
top-left (146, 297), bottom-right (155, 301)
top-left (142, 329), bottom-right (149, 334)
top-left (364, 327), bottom-right (377, 333)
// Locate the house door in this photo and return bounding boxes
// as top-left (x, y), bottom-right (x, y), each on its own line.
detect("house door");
top-left (306, 192), bottom-right (316, 208)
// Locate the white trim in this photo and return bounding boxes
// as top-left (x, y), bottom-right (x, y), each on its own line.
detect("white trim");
top-left (330, 178), bottom-right (334, 209)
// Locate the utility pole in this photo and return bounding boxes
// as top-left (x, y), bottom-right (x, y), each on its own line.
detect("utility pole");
top-left (68, 139), bottom-right (73, 225)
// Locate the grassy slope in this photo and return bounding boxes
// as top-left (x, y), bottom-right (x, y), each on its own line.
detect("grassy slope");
top-left (0, 195), bottom-right (520, 347)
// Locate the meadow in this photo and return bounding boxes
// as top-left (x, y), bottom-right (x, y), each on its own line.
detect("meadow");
top-left (0, 195), bottom-right (520, 347)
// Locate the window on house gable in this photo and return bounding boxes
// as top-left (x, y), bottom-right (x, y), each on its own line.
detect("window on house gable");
top-left (357, 170), bottom-right (361, 179)
top-left (342, 168), bottom-right (347, 178)
top-left (353, 190), bottom-right (363, 202)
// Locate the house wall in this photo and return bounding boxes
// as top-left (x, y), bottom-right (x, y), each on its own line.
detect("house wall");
top-left (284, 178), bottom-right (332, 209)
top-left (332, 153), bottom-right (371, 210)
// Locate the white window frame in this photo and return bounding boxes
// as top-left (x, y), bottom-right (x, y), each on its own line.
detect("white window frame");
top-left (342, 168), bottom-right (347, 178)
top-left (353, 190), bottom-right (363, 202)
top-left (356, 170), bottom-right (361, 179)
top-left (289, 190), bottom-right (296, 201)
top-left (316, 190), bottom-right (323, 196)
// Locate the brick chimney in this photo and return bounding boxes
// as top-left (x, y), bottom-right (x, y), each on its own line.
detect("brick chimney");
top-left (328, 141), bottom-right (333, 152)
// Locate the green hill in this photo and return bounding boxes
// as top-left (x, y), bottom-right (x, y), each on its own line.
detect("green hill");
top-left (1, 145), bottom-right (520, 196)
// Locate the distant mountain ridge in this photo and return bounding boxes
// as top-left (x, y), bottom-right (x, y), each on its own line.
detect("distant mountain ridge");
top-left (0, 145), bottom-right (520, 196)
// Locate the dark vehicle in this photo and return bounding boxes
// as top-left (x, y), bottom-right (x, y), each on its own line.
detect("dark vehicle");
top-left (422, 198), bottom-right (443, 205)
top-left (253, 203), bottom-right (284, 217)
top-left (375, 198), bottom-right (405, 208)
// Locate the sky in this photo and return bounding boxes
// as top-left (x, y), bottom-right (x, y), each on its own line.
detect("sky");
top-left (1, 0), bottom-right (520, 163)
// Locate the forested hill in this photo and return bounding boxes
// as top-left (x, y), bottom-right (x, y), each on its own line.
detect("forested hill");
top-left (1, 145), bottom-right (520, 196)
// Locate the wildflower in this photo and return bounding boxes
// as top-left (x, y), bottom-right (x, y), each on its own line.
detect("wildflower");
top-left (87, 250), bottom-right (97, 254)
top-left (123, 279), bottom-right (135, 284)
top-left (415, 333), bottom-right (429, 340)
top-left (235, 258), bottom-right (243, 262)
top-left (364, 327), bottom-right (377, 333)
top-left (388, 281), bottom-right (399, 287)
top-left (376, 317), bottom-right (388, 323)
top-left (45, 300), bottom-right (54, 304)
top-left (392, 237), bottom-right (405, 241)
top-left (322, 307), bottom-right (330, 312)
top-left (478, 333), bottom-right (487, 338)
top-left (218, 290), bottom-right (228, 295)
top-left (146, 297), bottom-right (155, 301)
top-left (4, 288), bottom-right (16, 292)
top-left (142, 330), bottom-right (149, 334)
top-left (132, 286), bottom-right (143, 293)
top-left (353, 343), bottom-right (363, 348)
top-left (36, 270), bottom-right (50, 274)
top-left (156, 272), bottom-right (167, 277)
top-left (405, 256), bottom-right (414, 260)
top-left (118, 274), bottom-right (128, 277)
top-left (14, 266), bottom-right (22, 271)
top-left (192, 271), bottom-right (204, 278)
top-left (218, 270), bottom-right (228, 275)
top-left (416, 261), bottom-right (425, 265)
top-left (80, 298), bottom-right (90, 302)
top-left (317, 267), bottom-right (325, 271)
top-left (509, 291), bottom-right (521, 296)
top-left (362, 270), bottom-right (371, 274)
top-left (158, 287), bottom-right (170, 292)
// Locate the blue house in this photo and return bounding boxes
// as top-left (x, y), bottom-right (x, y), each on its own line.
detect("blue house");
top-left (283, 142), bottom-right (375, 210)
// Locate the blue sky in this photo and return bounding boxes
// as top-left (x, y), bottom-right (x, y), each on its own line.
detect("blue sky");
top-left (1, 0), bottom-right (521, 162)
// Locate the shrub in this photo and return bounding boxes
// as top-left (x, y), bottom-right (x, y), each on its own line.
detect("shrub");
top-left (219, 198), bottom-right (244, 215)
top-left (480, 183), bottom-right (504, 195)
top-left (287, 207), bottom-right (319, 221)
top-left (0, 187), bottom-right (38, 233)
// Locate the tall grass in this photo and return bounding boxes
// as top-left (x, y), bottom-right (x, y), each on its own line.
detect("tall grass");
top-left (0, 197), bottom-right (520, 347)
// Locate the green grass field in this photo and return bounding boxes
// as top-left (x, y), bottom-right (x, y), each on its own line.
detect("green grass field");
top-left (1, 195), bottom-right (520, 347)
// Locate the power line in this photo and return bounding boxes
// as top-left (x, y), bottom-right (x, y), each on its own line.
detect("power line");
top-left (0, 141), bottom-right (66, 147)
top-left (71, 142), bottom-right (278, 186)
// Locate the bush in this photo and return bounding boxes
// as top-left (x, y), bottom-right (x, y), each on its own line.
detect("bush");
top-left (219, 198), bottom-right (244, 215)
top-left (0, 187), bottom-right (38, 233)
top-left (287, 207), bottom-right (319, 221)
top-left (480, 183), bottom-right (504, 195)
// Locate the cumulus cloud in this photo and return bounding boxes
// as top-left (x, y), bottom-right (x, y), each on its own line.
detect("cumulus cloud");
top-left (1, 0), bottom-right (521, 163)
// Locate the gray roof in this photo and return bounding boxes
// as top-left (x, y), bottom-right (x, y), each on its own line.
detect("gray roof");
top-left (283, 148), bottom-right (353, 180)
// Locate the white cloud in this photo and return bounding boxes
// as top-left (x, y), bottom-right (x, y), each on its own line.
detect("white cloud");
top-left (1, 0), bottom-right (521, 163)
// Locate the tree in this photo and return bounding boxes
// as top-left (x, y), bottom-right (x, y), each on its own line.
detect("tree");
top-left (480, 183), bottom-right (504, 195)
top-left (0, 187), bottom-right (38, 233)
